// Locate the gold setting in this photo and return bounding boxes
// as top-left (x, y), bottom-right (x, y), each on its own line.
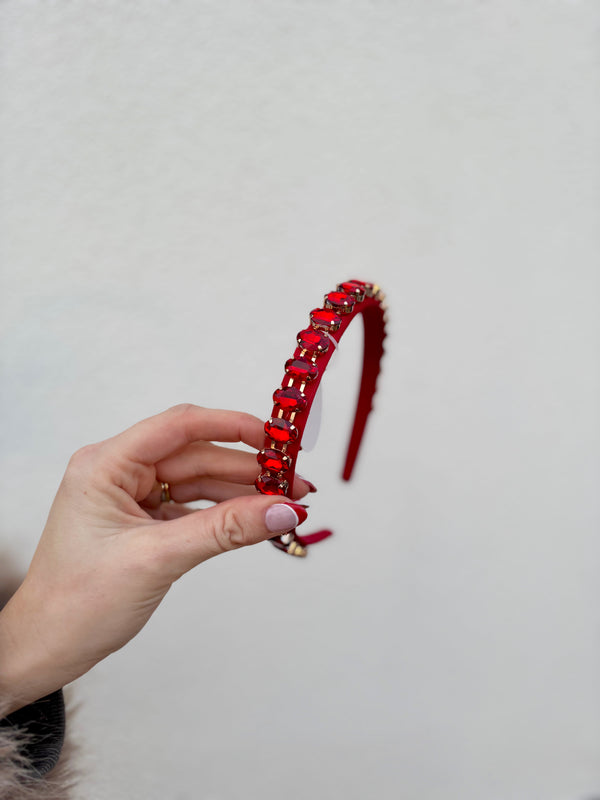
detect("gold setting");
top-left (324, 295), bottom-right (354, 314)
top-left (287, 541), bottom-right (307, 557)
top-left (337, 282), bottom-right (366, 302)
top-left (310, 314), bottom-right (342, 333)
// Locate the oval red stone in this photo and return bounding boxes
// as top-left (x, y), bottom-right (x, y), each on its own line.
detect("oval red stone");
top-left (324, 291), bottom-right (355, 313)
top-left (310, 307), bottom-right (342, 331)
top-left (349, 278), bottom-right (370, 286)
top-left (349, 279), bottom-right (374, 296)
top-left (264, 417), bottom-right (298, 443)
top-left (258, 448), bottom-right (291, 472)
top-left (255, 473), bottom-right (289, 495)
top-left (285, 357), bottom-right (319, 381)
top-left (273, 386), bottom-right (307, 411)
top-left (297, 328), bottom-right (330, 354)
top-left (337, 281), bottom-right (366, 302)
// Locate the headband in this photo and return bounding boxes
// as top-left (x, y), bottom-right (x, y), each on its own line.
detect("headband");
top-left (255, 279), bottom-right (387, 556)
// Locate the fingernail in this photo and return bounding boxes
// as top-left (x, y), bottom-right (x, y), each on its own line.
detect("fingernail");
top-left (296, 474), bottom-right (317, 493)
top-left (287, 504), bottom-right (309, 522)
top-left (265, 503), bottom-right (309, 533)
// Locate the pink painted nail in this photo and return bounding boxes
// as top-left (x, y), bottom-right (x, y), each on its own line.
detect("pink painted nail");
top-left (265, 503), bottom-right (309, 533)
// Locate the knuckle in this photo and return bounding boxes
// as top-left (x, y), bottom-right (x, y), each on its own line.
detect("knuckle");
top-left (216, 506), bottom-right (247, 551)
top-left (168, 403), bottom-right (200, 418)
top-left (67, 443), bottom-right (100, 472)
top-left (238, 410), bottom-right (258, 424)
top-left (240, 410), bottom-right (263, 429)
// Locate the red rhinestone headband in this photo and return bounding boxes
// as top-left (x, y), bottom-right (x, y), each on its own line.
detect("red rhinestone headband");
top-left (255, 279), bottom-right (387, 556)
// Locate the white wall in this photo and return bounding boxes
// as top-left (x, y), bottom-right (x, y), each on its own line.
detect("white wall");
top-left (1, 2), bottom-right (599, 798)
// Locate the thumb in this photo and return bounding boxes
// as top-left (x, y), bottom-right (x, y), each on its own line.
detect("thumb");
top-left (150, 494), bottom-right (309, 575)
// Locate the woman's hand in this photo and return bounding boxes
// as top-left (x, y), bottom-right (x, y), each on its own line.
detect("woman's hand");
top-left (0, 405), bottom-right (312, 713)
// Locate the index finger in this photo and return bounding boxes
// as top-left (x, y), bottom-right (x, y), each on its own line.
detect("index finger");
top-left (105, 404), bottom-right (265, 465)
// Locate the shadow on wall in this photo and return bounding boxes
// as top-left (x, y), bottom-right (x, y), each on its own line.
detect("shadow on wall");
top-left (0, 550), bottom-right (23, 608)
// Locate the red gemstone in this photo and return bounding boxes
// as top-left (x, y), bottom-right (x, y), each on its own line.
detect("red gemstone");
top-left (297, 328), bottom-right (330, 354)
top-left (337, 281), bottom-right (366, 302)
top-left (255, 473), bottom-right (289, 495)
top-left (273, 386), bottom-right (307, 411)
top-left (350, 279), bottom-right (374, 296)
top-left (285, 357), bottom-right (319, 381)
top-left (264, 417), bottom-right (298, 443)
top-left (324, 291), bottom-right (355, 314)
top-left (258, 448), bottom-right (291, 472)
top-left (310, 307), bottom-right (342, 331)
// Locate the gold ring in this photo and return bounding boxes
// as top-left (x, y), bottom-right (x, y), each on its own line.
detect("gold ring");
top-left (160, 482), bottom-right (171, 503)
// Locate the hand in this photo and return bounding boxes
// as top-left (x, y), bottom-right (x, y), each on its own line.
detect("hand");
top-left (0, 405), bottom-right (312, 713)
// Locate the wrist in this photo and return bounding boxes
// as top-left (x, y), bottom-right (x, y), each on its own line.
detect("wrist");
top-left (0, 588), bottom-right (67, 715)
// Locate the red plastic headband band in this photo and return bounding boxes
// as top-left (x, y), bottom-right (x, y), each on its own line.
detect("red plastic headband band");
top-left (255, 279), bottom-right (387, 557)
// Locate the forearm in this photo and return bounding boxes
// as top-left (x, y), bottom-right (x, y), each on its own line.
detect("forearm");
top-left (0, 588), bottom-right (66, 715)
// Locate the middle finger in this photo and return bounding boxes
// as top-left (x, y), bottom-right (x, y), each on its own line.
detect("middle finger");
top-left (155, 441), bottom-right (260, 486)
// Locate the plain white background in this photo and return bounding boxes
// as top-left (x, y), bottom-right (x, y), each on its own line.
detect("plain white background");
top-left (1, 2), bottom-right (599, 798)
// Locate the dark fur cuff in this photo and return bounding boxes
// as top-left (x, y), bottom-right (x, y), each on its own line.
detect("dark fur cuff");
top-left (0, 690), bottom-right (65, 778)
